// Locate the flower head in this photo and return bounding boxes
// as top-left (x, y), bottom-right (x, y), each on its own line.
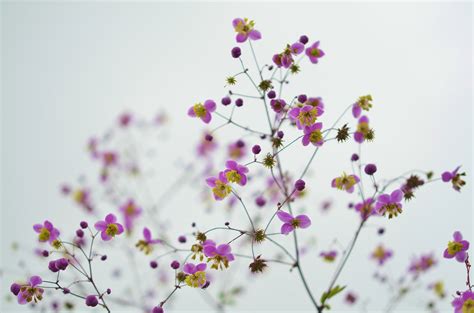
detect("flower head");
top-left (187, 100), bottom-right (216, 124)
top-left (408, 253), bottom-right (436, 277)
top-left (354, 198), bottom-right (377, 220)
top-left (452, 290), bottom-right (474, 313)
top-left (136, 227), bottom-right (161, 254)
top-left (183, 262), bottom-right (207, 288)
top-left (33, 221), bottom-right (60, 245)
top-left (94, 214), bottom-right (124, 241)
top-left (270, 98), bottom-right (287, 114)
top-left (228, 140), bottom-right (246, 160)
top-left (289, 105), bottom-right (323, 129)
top-left (320, 250), bottom-right (338, 263)
top-left (375, 189), bottom-right (403, 219)
top-left (206, 172), bottom-right (232, 201)
top-left (232, 18), bottom-right (261, 43)
top-left (119, 199), bottom-right (142, 232)
top-left (354, 115), bottom-right (374, 143)
top-left (352, 95), bottom-right (373, 118)
top-left (443, 231), bottom-right (469, 262)
top-left (276, 210), bottom-right (311, 235)
top-left (16, 276), bottom-right (44, 304)
top-left (305, 41), bottom-right (325, 64)
top-left (203, 240), bottom-right (235, 270)
top-left (224, 160), bottom-right (249, 186)
top-left (302, 122), bottom-right (324, 147)
top-left (371, 244), bottom-right (393, 265)
top-left (331, 173), bottom-right (360, 193)
top-left (442, 166), bottom-right (466, 192)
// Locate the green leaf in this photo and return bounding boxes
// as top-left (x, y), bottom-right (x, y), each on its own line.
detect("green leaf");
top-left (320, 285), bottom-right (346, 304)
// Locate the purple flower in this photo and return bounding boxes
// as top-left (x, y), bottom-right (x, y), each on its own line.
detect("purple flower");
top-left (231, 46), bottom-right (241, 58)
top-left (136, 227), bottom-right (162, 254)
top-left (224, 160), bottom-right (249, 186)
top-left (17, 276), bottom-right (44, 304)
top-left (302, 122), bottom-right (324, 147)
top-left (187, 100), bottom-right (216, 124)
top-left (443, 231), bottom-right (470, 262)
top-left (289, 105), bottom-right (323, 129)
top-left (228, 140), bottom-right (247, 160)
top-left (352, 95), bottom-right (373, 118)
top-left (152, 306), bottom-right (164, 313)
top-left (33, 221), bottom-right (60, 244)
top-left (354, 198), bottom-right (377, 220)
top-left (320, 250), bottom-right (338, 262)
top-left (331, 173), bottom-right (360, 193)
top-left (119, 199), bottom-right (142, 232)
top-left (203, 240), bottom-right (235, 269)
top-left (305, 41), bottom-right (325, 63)
top-left (94, 214), bottom-right (124, 241)
top-left (442, 166), bottom-right (466, 192)
top-left (452, 290), bottom-right (474, 313)
top-left (371, 244), bottom-right (393, 265)
top-left (183, 262), bottom-right (207, 288)
top-left (270, 98), bottom-right (287, 113)
top-left (354, 115), bottom-right (371, 143)
top-left (206, 172), bottom-right (231, 201)
top-left (290, 42), bottom-right (305, 55)
top-left (276, 210), bottom-right (311, 235)
top-left (408, 253), bottom-right (436, 276)
top-left (232, 18), bottom-right (261, 43)
top-left (375, 189), bottom-right (403, 218)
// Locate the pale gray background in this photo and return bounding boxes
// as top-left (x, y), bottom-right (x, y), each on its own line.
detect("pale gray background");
top-left (1, 1), bottom-right (473, 313)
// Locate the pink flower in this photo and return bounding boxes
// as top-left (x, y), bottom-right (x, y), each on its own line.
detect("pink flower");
top-left (119, 199), bottom-right (142, 232)
top-left (320, 250), bottom-right (338, 262)
top-left (305, 41), bottom-right (325, 64)
top-left (371, 244), bottom-right (393, 265)
top-left (331, 173), bottom-right (360, 193)
top-left (354, 116), bottom-right (371, 143)
top-left (206, 172), bottom-right (231, 201)
top-left (16, 276), bottom-right (44, 304)
top-left (94, 214), bottom-right (124, 241)
top-left (443, 231), bottom-right (470, 262)
top-left (276, 210), bottom-right (311, 235)
top-left (452, 290), bottom-right (474, 313)
top-left (187, 100), bottom-right (216, 124)
top-left (232, 18), bottom-right (261, 43)
top-left (354, 198), bottom-right (377, 220)
top-left (302, 122), bottom-right (324, 146)
top-left (375, 189), bottom-right (403, 219)
top-left (33, 221), bottom-right (60, 244)
top-left (224, 160), bottom-right (249, 186)
top-left (203, 240), bottom-right (235, 269)
top-left (408, 253), bottom-right (436, 276)
top-left (441, 166), bottom-right (466, 192)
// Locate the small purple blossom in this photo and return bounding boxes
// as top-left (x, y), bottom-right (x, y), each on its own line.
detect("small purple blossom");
top-left (302, 122), bottom-right (324, 147)
top-left (375, 189), bottom-right (403, 218)
top-left (33, 220), bottom-right (60, 244)
top-left (289, 105), bottom-right (323, 129)
top-left (203, 240), bottom-right (235, 269)
top-left (232, 18), bottom-right (261, 43)
top-left (270, 98), bottom-right (287, 113)
top-left (331, 173), bottom-right (360, 193)
top-left (452, 290), bottom-right (474, 313)
top-left (187, 100), bottom-right (216, 124)
top-left (443, 231), bottom-right (469, 262)
top-left (206, 171), bottom-right (231, 200)
top-left (305, 41), bottom-right (325, 63)
top-left (276, 210), bottom-right (311, 235)
top-left (371, 244), bottom-right (393, 265)
top-left (354, 198), bottom-right (377, 220)
top-left (85, 295), bottom-right (98, 307)
top-left (320, 250), bottom-right (338, 262)
top-left (94, 214), bottom-right (124, 241)
top-left (408, 253), bottom-right (436, 276)
top-left (354, 115), bottom-right (371, 143)
top-left (16, 276), bottom-right (44, 304)
top-left (442, 166), bottom-right (466, 191)
top-left (48, 258), bottom-right (69, 272)
top-left (224, 160), bottom-right (249, 186)
top-left (119, 199), bottom-right (142, 232)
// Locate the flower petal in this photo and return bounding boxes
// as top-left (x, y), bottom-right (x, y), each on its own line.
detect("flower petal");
top-left (276, 210), bottom-right (293, 222)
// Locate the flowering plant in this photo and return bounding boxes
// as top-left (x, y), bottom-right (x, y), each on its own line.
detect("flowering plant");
top-left (6, 18), bottom-right (469, 313)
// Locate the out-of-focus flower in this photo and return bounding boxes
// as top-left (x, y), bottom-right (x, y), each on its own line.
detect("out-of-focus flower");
top-left (320, 250), bottom-right (338, 263)
top-left (270, 99), bottom-right (287, 114)
top-left (94, 214), bottom-right (124, 241)
top-left (118, 112), bottom-right (133, 128)
top-left (331, 173), bottom-right (360, 193)
top-left (33, 221), bottom-right (60, 245)
top-left (224, 160), bottom-right (249, 186)
top-left (48, 258), bottom-right (69, 272)
top-left (289, 105), bottom-right (322, 129)
top-left (443, 231), bottom-right (469, 262)
top-left (452, 290), bottom-right (474, 313)
top-left (354, 198), bottom-right (377, 220)
top-left (305, 41), bottom-right (325, 63)
top-left (183, 263), bottom-right (207, 288)
top-left (302, 122), bottom-right (324, 147)
top-left (409, 253), bottom-right (436, 276)
top-left (232, 18), bottom-right (261, 43)
top-left (119, 199), bottom-right (142, 232)
top-left (371, 244), bottom-right (393, 265)
top-left (375, 189), bottom-right (403, 219)
top-left (228, 140), bottom-right (246, 160)
top-left (187, 100), bottom-right (216, 124)
top-left (352, 95), bottom-right (373, 118)
top-left (197, 132), bottom-right (217, 157)
top-left (276, 210), bottom-right (311, 235)
top-left (345, 292), bottom-right (358, 305)
top-left (16, 276), bottom-right (44, 304)
top-left (354, 115), bottom-right (374, 143)
top-left (442, 166), bottom-right (466, 192)
top-left (428, 281), bottom-right (446, 299)
top-left (203, 240), bottom-right (235, 270)
top-left (136, 227), bottom-right (161, 255)
top-left (206, 172), bottom-right (232, 201)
